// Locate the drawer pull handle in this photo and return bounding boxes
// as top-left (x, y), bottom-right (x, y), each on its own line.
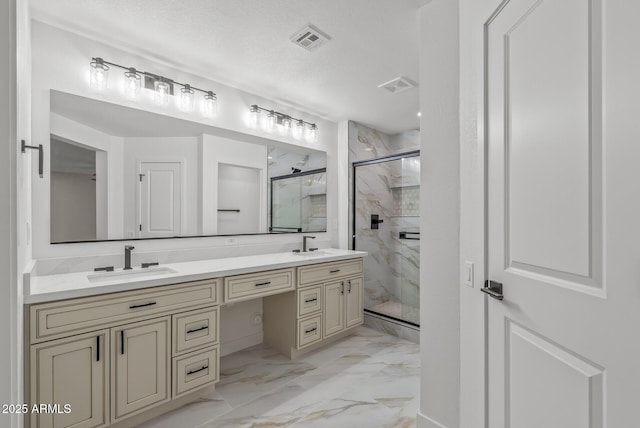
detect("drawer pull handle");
top-left (304, 297), bottom-right (318, 303)
top-left (187, 365), bottom-right (209, 376)
top-left (305, 327), bottom-right (317, 334)
top-left (255, 281), bottom-right (272, 287)
top-left (129, 301), bottom-right (157, 309)
top-left (186, 325), bottom-right (209, 334)
top-left (329, 269), bottom-right (341, 273)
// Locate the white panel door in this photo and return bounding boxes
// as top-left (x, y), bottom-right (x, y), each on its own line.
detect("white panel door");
top-left (139, 162), bottom-right (182, 238)
top-left (486, 0), bottom-right (640, 427)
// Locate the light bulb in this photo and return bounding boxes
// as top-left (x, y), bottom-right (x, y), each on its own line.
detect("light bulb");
top-left (306, 124), bottom-right (318, 142)
top-left (293, 119), bottom-right (304, 139)
top-left (154, 79), bottom-right (170, 106)
top-left (89, 57), bottom-right (109, 90)
top-left (179, 84), bottom-right (195, 112)
top-left (202, 92), bottom-right (217, 118)
top-left (249, 105), bottom-right (260, 128)
top-left (264, 110), bottom-right (276, 132)
top-left (124, 67), bottom-right (141, 99)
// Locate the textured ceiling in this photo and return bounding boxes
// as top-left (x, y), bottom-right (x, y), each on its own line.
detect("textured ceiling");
top-left (30, 0), bottom-right (422, 134)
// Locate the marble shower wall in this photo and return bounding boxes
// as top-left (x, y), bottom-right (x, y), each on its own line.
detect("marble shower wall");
top-left (348, 121), bottom-right (420, 329)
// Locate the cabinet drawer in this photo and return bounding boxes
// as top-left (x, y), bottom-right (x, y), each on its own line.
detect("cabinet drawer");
top-left (297, 315), bottom-right (322, 349)
top-left (297, 259), bottom-right (363, 286)
top-left (298, 286), bottom-right (322, 318)
top-left (173, 307), bottom-right (219, 356)
top-left (31, 279), bottom-right (220, 342)
top-left (224, 268), bottom-right (295, 303)
top-left (173, 346), bottom-right (219, 398)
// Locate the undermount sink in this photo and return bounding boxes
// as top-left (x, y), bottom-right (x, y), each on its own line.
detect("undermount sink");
top-left (87, 266), bottom-right (177, 283)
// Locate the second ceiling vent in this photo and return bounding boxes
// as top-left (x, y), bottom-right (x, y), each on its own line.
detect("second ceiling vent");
top-left (378, 77), bottom-right (418, 95)
top-left (290, 24), bottom-right (331, 52)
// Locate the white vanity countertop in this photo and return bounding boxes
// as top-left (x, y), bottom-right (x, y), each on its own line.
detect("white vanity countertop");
top-left (26, 249), bottom-right (366, 304)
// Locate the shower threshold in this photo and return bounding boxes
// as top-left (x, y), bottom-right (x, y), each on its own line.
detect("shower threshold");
top-left (365, 301), bottom-right (420, 329)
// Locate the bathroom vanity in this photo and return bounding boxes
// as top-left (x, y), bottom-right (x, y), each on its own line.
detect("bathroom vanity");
top-left (24, 249), bottom-right (365, 428)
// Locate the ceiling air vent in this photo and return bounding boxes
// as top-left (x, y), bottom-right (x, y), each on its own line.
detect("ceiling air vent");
top-left (290, 24), bottom-right (331, 52)
top-left (378, 77), bottom-right (417, 94)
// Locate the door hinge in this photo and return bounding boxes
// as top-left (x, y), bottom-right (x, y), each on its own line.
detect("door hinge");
top-left (139, 224), bottom-right (142, 231)
top-left (139, 173), bottom-right (145, 182)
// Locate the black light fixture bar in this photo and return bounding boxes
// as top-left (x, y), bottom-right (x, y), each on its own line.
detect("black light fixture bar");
top-left (91, 57), bottom-right (216, 97)
top-left (250, 104), bottom-right (316, 128)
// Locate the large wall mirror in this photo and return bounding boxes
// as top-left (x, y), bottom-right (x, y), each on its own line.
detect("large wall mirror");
top-left (49, 90), bottom-right (327, 243)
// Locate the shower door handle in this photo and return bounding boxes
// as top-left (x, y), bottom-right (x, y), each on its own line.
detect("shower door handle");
top-left (371, 214), bottom-right (384, 229)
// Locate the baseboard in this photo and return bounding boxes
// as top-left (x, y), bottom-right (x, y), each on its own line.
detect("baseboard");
top-left (417, 411), bottom-right (449, 428)
top-left (220, 332), bottom-right (263, 357)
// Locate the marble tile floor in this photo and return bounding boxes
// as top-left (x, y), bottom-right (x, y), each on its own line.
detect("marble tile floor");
top-left (140, 327), bottom-right (420, 428)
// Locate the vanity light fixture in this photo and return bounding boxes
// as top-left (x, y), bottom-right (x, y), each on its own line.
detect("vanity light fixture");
top-left (265, 110), bottom-right (276, 132)
top-left (293, 119), bottom-right (304, 139)
top-left (124, 67), bottom-right (141, 98)
top-left (154, 78), bottom-right (171, 106)
top-left (249, 104), bottom-right (260, 127)
top-left (179, 84), bottom-right (195, 112)
top-left (280, 115), bottom-right (292, 135)
top-left (89, 57), bottom-right (109, 90)
top-left (88, 57), bottom-right (217, 118)
top-left (202, 91), bottom-right (218, 118)
top-left (248, 104), bottom-right (318, 142)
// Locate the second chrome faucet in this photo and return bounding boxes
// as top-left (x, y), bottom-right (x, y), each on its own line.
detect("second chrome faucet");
top-left (302, 235), bottom-right (317, 252)
top-left (124, 245), bottom-right (135, 270)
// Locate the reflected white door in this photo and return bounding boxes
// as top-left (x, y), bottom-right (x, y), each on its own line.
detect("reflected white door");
top-left (139, 162), bottom-right (182, 238)
top-left (486, 0), bottom-right (640, 427)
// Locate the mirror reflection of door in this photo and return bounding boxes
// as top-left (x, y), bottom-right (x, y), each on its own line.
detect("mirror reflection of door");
top-left (138, 162), bottom-right (182, 238)
top-left (50, 137), bottom-right (108, 242)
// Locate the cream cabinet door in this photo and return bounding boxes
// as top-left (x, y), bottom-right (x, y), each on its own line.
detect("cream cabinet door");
top-left (345, 277), bottom-right (364, 329)
top-left (323, 280), bottom-right (345, 338)
top-left (31, 330), bottom-right (109, 428)
top-left (111, 317), bottom-right (170, 422)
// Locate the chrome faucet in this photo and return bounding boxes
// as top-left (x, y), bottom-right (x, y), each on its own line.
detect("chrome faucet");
top-left (124, 245), bottom-right (135, 270)
top-left (302, 235), bottom-right (316, 252)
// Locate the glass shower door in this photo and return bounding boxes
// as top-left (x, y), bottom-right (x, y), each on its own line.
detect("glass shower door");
top-left (353, 152), bottom-right (420, 327)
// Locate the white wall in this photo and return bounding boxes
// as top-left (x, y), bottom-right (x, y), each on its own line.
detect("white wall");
top-left (418, 1), bottom-right (461, 428)
top-left (2, 1), bottom-right (31, 427)
top-left (458, 0), bottom-right (492, 426)
top-left (0, 2), bottom-right (18, 426)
